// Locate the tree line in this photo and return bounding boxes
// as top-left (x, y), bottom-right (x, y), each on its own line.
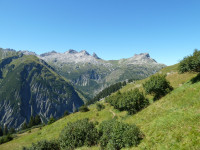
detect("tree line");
top-left (87, 81), bottom-right (127, 105)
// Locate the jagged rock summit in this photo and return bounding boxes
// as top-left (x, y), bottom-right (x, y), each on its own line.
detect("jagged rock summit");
top-left (39, 49), bottom-right (102, 64)
top-left (124, 53), bottom-right (157, 64)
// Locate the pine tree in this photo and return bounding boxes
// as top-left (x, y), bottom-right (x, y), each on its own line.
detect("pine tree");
top-left (35, 115), bottom-right (42, 125)
top-left (48, 116), bottom-right (56, 125)
top-left (3, 125), bottom-right (8, 135)
top-left (0, 127), bottom-right (3, 136)
top-left (21, 122), bottom-right (28, 130)
top-left (29, 116), bottom-right (35, 128)
top-left (9, 128), bottom-right (16, 134)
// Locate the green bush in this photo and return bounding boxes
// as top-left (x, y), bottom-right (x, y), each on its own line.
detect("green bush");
top-left (99, 119), bottom-right (142, 150)
top-left (0, 134), bottom-right (13, 145)
top-left (179, 49), bottom-right (200, 73)
top-left (106, 89), bottom-right (149, 114)
top-left (63, 110), bottom-right (69, 116)
top-left (9, 128), bottom-right (16, 134)
top-left (22, 140), bottom-right (60, 150)
top-left (48, 116), bottom-right (56, 125)
top-left (96, 103), bottom-right (105, 111)
top-left (79, 105), bottom-right (90, 112)
top-left (59, 118), bottom-right (99, 149)
top-left (143, 74), bottom-right (173, 100)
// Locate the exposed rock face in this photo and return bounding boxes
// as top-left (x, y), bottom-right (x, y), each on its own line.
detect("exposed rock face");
top-left (0, 50), bottom-right (84, 129)
top-left (38, 50), bottom-right (166, 97)
top-left (19, 50), bottom-right (37, 56)
top-left (39, 50), bottom-right (106, 65)
top-left (92, 53), bottom-right (100, 59)
top-left (124, 53), bottom-right (157, 64)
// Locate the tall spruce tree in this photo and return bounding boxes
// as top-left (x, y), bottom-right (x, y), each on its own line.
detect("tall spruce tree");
top-left (3, 125), bottom-right (8, 135)
top-left (21, 122), bottom-right (28, 130)
top-left (29, 116), bottom-right (36, 128)
top-left (0, 127), bottom-right (3, 136)
top-left (35, 115), bottom-right (42, 125)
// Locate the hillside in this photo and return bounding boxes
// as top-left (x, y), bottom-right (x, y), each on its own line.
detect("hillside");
top-left (1, 63), bottom-right (200, 149)
top-left (0, 50), bottom-right (84, 129)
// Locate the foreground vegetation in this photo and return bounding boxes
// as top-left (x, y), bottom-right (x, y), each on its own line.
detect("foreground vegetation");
top-left (1, 63), bottom-right (199, 149)
top-left (1, 50), bottom-right (200, 149)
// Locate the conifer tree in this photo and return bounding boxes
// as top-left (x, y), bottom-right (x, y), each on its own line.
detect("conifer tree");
top-left (0, 127), bottom-right (3, 136)
top-left (29, 116), bottom-right (35, 128)
top-left (3, 125), bottom-right (8, 135)
top-left (21, 122), bottom-right (28, 130)
top-left (35, 115), bottom-right (42, 125)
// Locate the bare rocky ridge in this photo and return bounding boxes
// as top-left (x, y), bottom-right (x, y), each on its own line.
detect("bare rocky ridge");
top-left (36, 50), bottom-right (166, 97)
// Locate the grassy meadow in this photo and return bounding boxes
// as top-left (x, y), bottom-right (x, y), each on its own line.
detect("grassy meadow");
top-left (1, 64), bottom-right (200, 150)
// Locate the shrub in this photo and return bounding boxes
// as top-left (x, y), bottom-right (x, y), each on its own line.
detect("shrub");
top-left (106, 88), bottom-right (149, 114)
top-left (48, 116), bottom-right (56, 125)
top-left (59, 118), bottom-right (99, 149)
top-left (63, 110), bottom-right (69, 116)
top-left (22, 140), bottom-right (60, 150)
top-left (179, 49), bottom-right (200, 73)
top-left (9, 128), bottom-right (15, 134)
top-left (96, 103), bottom-right (105, 111)
top-left (0, 134), bottom-right (13, 145)
top-left (99, 119), bottom-right (142, 150)
top-left (79, 105), bottom-right (89, 112)
top-left (143, 74), bottom-right (173, 100)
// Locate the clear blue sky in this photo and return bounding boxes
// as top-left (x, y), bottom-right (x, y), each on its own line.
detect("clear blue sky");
top-left (0, 0), bottom-right (200, 65)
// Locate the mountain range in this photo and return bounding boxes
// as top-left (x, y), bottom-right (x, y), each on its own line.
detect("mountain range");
top-left (0, 47), bottom-right (165, 129)
top-left (25, 49), bottom-right (165, 97)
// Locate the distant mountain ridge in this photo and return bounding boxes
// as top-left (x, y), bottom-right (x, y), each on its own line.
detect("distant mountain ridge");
top-left (1, 48), bottom-right (166, 98)
top-left (24, 49), bottom-right (166, 97)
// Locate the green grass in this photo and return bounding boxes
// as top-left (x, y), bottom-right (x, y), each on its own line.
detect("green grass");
top-left (123, 81), bottom-right (200, 149)
top-left (1, 64), bottom-right (200, 150)
top-left (0, 103), bottom-right (122, 150)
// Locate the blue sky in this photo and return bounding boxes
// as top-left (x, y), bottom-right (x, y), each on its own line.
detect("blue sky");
top-left (0, 0), bottom-right (200, 65)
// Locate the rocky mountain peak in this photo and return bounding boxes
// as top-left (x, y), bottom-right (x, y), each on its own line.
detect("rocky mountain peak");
top-left (134, 53), bottom-right (150, 58)
top-left (80, 50), bottom-right (90, 55)
top-left (93, 52), bottom-right (100, 59)
top-left (123, 52), bottom-right (157, 64)
top-left (40, 51), bottom-right (57, 57)
top-left (67, 49), bottom-right (78, 54)
top-left (50, 50), bottom-right (57, 53)
top-left (20, 50), bottom-right (37, 56)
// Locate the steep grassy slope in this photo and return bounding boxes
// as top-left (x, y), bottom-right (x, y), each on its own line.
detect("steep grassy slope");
top-left (1, 64), bottom-right (200, 149)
